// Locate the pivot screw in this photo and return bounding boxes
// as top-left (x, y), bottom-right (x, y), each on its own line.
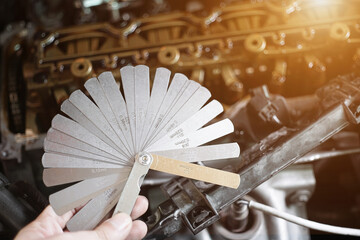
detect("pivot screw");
top-left (138, 153), bottom-right (152, 166)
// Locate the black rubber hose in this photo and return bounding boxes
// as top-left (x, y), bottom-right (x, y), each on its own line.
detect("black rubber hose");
top-left (0, 173), bottom-right (35, 232)
top-left (9, 180), bottom-right (48, 213)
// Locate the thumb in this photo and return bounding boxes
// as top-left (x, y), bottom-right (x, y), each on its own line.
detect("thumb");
top-left (53, 213), bottom-right (132, 240)
top-left (94, 213), bottom-right (132, 240)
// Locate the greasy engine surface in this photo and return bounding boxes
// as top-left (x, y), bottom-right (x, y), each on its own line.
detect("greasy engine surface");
top-left (1, 0), bottom-right (360, 239)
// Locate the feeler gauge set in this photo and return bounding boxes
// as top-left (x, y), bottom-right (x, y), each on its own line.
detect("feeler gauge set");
top-left (42, 65), bottom-right (241, 231)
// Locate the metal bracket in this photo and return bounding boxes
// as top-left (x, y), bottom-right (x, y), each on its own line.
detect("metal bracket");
top-left (161, 179), bottom-right (219, 234)
top-left (145, 100), bottom-right (360, 239)
top-left (342, 99), bottom-right (360, 124)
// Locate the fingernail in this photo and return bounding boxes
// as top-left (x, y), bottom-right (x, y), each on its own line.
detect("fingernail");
top-left (108, 213), bottom-right (132, 231)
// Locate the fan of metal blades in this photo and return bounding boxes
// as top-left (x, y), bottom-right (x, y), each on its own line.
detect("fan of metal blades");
top-left (42, 65), bottom-right (241, 231)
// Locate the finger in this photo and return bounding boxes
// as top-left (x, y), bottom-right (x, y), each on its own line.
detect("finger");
top-left (37, 206), bottom-right (75, 228)
top-left (125, 220), bottom-right (147, 240)
top-left (36, 206), bottom-right (75, 230)
top-left (130, 196), bottom-right (148, 220)
top-left (58, 210), bottom-right (76, 229)
top-left (50, 213), bottom-right (132, 240)
top-left (94, 212), bottom-right (132, 240)
top-left (15, 206), bottom-right (75, 240)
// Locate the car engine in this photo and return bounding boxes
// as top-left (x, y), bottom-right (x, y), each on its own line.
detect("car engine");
top-left (1, 0), bottom-right (360, 239)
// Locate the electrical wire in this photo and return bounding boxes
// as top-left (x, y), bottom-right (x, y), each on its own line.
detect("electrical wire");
top-left (239, 199), bottom-right (360, 237)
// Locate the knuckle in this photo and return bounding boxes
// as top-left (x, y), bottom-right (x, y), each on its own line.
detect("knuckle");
top-left (96, 229), bottom-right (111, 240)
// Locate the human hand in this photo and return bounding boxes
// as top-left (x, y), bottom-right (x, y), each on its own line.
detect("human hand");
top-left (15, 196), bottom-right (148, 240)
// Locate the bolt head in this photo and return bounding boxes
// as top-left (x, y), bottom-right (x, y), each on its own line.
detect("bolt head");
top-left (1, 151), bottom-right (8, 158)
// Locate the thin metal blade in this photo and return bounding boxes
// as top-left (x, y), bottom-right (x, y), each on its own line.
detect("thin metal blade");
top-left (66, 183), bottom-right (125, 231)
top-left (42, 153), bottom-right (127, 168)
top-left (60, 99), bottom-right (126, 158)
top-left (157, 80), bottom-right (200, 129)
top-left (184, 119), bottom-right (234, 147)
top-left (120, 66), bottom-right (136, 150)
top-left (97, 72), bottom-right (134, 154)
top-left (134, 65), bottom-right (150, 152)
top-left (151, 79), bottom-right (199, 135)
top-left (51, 115), bottom-right (128, 162)
top-left (46, 128), bottom-right (120, 161)
top-left (50, 174), bottom-right (127, 215)
top-left (151, 143), bottom-right (240, 163)
top-left (147, 100), bottom-right (223, 151)
top-left (137, 67), bottom-right (170, 153)
top-left (148, 118), bottom-right (234, 152)
top-left (145, 86), bottom-right (211, 148)
top-left (44, 139), bottom-right (122, 165)
top-left (84, 78), bottom-right (132, 155)
top-left (140, 73), bottom-right (188, 150)
top-left (68, 90), bottom-right (130, 158)
top-left (43, 168), bottom-right (131, 186)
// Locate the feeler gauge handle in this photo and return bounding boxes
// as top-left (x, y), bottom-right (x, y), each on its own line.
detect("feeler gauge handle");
top-left (150, 154), bottom-right (240, 189)
top-left (112, 153), bottom-right (152, 216)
